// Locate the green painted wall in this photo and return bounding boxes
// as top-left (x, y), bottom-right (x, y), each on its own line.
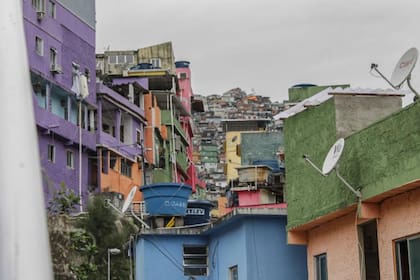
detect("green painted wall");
top-left (288, 84), bottom-right (349, 103)
top-left (285, 100), bottom-right (420, 230)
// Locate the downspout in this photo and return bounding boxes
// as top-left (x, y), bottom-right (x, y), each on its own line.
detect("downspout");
top-left (170, 92), bottom-right (178, 182)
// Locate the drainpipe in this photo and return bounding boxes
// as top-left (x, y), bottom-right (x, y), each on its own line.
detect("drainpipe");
top-left (170, 93), bottom-right (178, 182)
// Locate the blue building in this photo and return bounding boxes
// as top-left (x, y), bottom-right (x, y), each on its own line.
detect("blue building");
top-left (136, 208), bottom-right (307, 280)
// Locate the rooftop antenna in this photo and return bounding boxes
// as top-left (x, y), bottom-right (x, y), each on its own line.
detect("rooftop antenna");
top-left (106, 186), bottom-right (150, 229)
top-left (303, 138), bottom-right (361, 198)
top-left (370, 47), bottom-right (419, 100)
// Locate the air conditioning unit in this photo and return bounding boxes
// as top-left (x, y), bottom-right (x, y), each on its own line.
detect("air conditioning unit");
top-left (36, 10), bottom-right (45, 20)
top-left (50, 64), bottom-right (63, 74)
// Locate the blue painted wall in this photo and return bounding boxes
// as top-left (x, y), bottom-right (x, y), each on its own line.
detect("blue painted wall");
top-left (136, 215), bottom-right (307, 280)
top-left (137, 235), bottom-right (208, 280)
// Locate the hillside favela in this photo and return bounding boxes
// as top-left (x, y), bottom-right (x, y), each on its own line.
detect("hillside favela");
top-left (2, 1), bottom-right (420, 280)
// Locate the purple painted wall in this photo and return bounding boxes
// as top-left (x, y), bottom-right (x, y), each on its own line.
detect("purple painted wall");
top-left (23, 0), bottom-right (96, 210)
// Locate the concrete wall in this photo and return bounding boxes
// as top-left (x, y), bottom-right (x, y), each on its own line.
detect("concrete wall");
top-left (334, 95), bottom-right (402, 138)
top-left (58, 0), bottom-right (95, 28)
top-left (377, 187), bottom-right (420, 279)
top-left (225, 132), bottom-right (242, 181)
top-left (137, 235), bottom-right (208, 280)
top-left (137, 42), bottom-right (176, 74)
top-left (136, 216), bottom-right (308, 280)
top-left (306, 213), bottom-right (360, 280)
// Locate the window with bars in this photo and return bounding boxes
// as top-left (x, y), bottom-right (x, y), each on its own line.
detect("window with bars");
top-left (183, 245), bottom-right (208, 276)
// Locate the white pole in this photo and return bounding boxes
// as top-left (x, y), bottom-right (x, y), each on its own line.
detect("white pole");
top-left (79, 99), bottom-right (83, 211)
top-left (0, 1), bottom-right (53, 279)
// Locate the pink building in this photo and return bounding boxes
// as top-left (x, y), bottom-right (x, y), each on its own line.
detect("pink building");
top-left (175, 61), bottom-right (203, 193)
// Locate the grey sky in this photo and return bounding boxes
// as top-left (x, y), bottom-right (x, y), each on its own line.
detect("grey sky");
top-left (96, 0), bottom-right (420, 102)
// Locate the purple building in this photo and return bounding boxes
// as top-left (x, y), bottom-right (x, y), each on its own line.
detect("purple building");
top-left (23, 0), bottom-right (96, 210)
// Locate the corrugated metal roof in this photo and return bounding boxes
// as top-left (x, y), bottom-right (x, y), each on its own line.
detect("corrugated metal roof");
top-left (274, 87), bottom-right (407, 120)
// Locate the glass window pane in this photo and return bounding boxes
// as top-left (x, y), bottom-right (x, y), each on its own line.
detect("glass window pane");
top-left (409, 237), bottom-right (420, 279)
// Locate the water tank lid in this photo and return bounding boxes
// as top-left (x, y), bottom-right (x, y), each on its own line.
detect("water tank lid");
top-left (140, 182), bottom-right (192, 191)
top-left (175, 61), bottom-right (190, 68)
top-left (291, 83), bottom-right (317, 88)
top-left (187, 200), bottom-right (215, 207)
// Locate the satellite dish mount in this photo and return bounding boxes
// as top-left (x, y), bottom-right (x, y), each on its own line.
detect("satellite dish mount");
top-left (105, 186), bottom-right (150, 229)
top-left (303, 138), bottom-right (361, 198)
top-left (370, 47), bottom-right (419, 100)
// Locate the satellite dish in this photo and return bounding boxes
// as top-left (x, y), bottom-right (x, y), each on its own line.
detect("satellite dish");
top-left (322, 138), bottom-right (345, 175)
top-left (121, 186), bottom-right (137, 213)
top-left (390, 47), bottom-right (418, 88)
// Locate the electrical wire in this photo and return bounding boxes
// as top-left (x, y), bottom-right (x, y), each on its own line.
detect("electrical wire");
top-left (143, 236), bottom-right (184, 272)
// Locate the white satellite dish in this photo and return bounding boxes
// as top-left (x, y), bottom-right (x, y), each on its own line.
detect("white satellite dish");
top-left (121, 186), bottom-right (137, 213)
top-left (390, 47), bottom-right (418, 88)
top-left (322, 138), bottom-right (345, 175)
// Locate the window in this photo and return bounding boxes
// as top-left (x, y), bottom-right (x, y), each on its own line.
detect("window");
top-left (47, 144), bottom-right (55, 162)
top-left (50, 48), bottom-right (57, 68)
top-left (179, 72), bottom-right (187, 80)
top-left (71, 62), bottom-right (80, 94)
top-left (48, 1), bottom-right (56, 18)
top-left (110, 153), bottom-right (117, 170)
top-left (120, 159), bottom-right (132, 178)
top-left (150, 58), bottom-right (161, 69)
top-left (136, 130), bottom-right (142, 146)
top-left (315, 253), bottom-right (328, 280)
top-left (35, 36), bottom-right (43, 56)
top-left (396, 235), bottom-right (420, 280)
top-left (32, 0), bottom-right (45, 11)
top-left (108, 54), bottom-right (134, 65)
top-left (66, 150), bottom-right (74, 169)
top-left (229, 265), bottom-right (238, 280)
top-left (183, 245), bottom-right (208, 276)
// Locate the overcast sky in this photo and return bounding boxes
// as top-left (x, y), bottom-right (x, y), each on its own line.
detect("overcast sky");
top-left (96, 0), bottom-right (420, 103)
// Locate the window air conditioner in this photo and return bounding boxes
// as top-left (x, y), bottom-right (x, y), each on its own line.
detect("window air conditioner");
top-left (50, 64), bottom-right (63, 74)
top-left (36, 10), bottom-right (45, 20)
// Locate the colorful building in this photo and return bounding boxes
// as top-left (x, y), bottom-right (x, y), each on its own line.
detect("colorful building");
top-left (24, 0), bottom-right (96, 210)
top-left (96, 78), bottom-right (148, 204)
top-left (96, 42), bottom-right (201, 197)
top-left (136, 208), bottom-right (307, 280)
top-left (279, 85), bottom-right (420, 279)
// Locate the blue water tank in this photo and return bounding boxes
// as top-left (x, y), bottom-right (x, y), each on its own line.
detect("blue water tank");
top-left (184, 200), bottom-right (214, 225)
top-left (175, 61), bottom-right (190, 68)
top-left (140, 183), bottom-right (192, 216)
top-left (130, 63), bottom-right (153, 70)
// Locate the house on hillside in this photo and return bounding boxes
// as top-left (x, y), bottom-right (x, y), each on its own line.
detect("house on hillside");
top-left (280, 85), bottom-right (420, 279)
top-left (24, 0), bottom-right (97, 210)
top-left (136, 208), bottom-right (307, 280)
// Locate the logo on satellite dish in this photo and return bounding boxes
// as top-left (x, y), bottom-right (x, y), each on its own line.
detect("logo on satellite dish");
top-left (399, 57), bottom-right (416, 69)
top-left (322, 138), bottom-right (345, 175)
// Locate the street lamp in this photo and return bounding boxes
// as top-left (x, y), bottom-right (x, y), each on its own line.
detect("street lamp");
top-left (107, 248), bottom-right (121, 280)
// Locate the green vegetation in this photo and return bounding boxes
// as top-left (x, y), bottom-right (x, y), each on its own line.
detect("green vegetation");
top-left (48, 187), bottom-right (138, 280)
